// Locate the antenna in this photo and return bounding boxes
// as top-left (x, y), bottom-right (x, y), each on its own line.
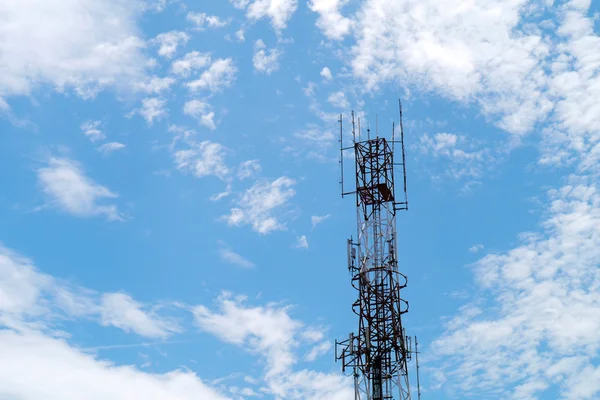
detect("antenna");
top-left (399, 100), bottom-right (408, 210)
top-left (339, 114), bottom-right (344, 197)
top-left (340, 113), bottom-right (357, 199)
top-left (352, 111), bottom-right (356, 143)
top-left (415, 336), bottom-right (422, 400)
top-left (392, 121), bottom-right (396, 160)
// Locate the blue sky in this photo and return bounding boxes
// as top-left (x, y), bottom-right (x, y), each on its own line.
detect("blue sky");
top-left (1, 0), bottom-right (600, 399)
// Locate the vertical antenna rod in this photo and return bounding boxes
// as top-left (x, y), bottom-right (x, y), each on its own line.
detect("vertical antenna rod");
top-left (352, 110), bottom-right (356, 143)
top-left (339, 114), bottom-right (344, 196)
top-left (399, 100), bottom-right (408, 210)
top-left (415, 337), bottom-right (422, 400)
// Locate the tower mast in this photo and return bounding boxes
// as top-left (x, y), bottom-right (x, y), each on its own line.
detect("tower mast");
top-left (336, 101), bottom-right (414, 400)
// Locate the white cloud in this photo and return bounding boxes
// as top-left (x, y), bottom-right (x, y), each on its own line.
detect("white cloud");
top-left (237, 159), bottom-right (262, 180)
top-left (37, 157), bottom-right (121, 220)
top-left (137, 97), bottom-right (168, 125)
top-left (183, 100), bottom-right (216, 130)
top-left (416, 132), bottom-right (498, 182)
top-left (347, 0), bottom-right (553, 135)
top-left (97, 142), bottom-right (126, 155)
top-left (186, 12), bottom-right (230, 29)
top-left (171, 51), bottom-right (212, 77)
top-left (0, 244), bottom-right (180, 339)
top-left (223, 177), bottom-right (296, 234)
top-left (192, 292), bottom-right (353, 398)
top-left (235, 29), bottom-right (246, 42)
top-left (430, 177), bottom-right (600, 398)
top-left (327, 90), bottom-right (349, 108)
top-left (134, 76), bottom-right (176, 94)
top-left (468, 244), bottom-right (484, 253)
top-left (301, 328), bottom-right (324, 343)
top-left (80, 120), bottom-right (105, 142)
top-left (415, 6), bottom-right (600, 397)
top-left (320, 67), bottom-right (332, 81)
top-left (0, 243), bottom-right (349, 399)
top-left (217, 243), bottom-right (255, 269)
top-left (284, 124), bottom-right (336, 160)
top-left (0, 330), bottom-right (230, 400)
top-left (100, 293), bottom-right (180, 339)
top-left (187, 58), bottom-right (237, 93)
top-left (230, 0), bottom-right (298, 31)
top-left (302, 82), bottom-right (316, 97)
top-left (0, 242), bottom-right (354, 399)
top-left (420, 132), bottom-right (458, 155)
top-left (193, 292), bottom-right (302, 376)
top-left (0, 244), bottom-right (51, 319)
top-left (173, 141), bottom-right (230, 180)
top-left (253, 40), bottom-right (282, 75)
top-left (295, 235), bottom-right (308, 249)
top-left (0, 0), bottom-right (147, 99)
top-left (308, 0), bottom-right (353, 40)
top-left (152, 31), bottom-right (189, 58)
top-left (287, 124), bottom-right (337, 161)
top-left (305, 341), bottom-right (331, 361)
top-left (321, 0), bottom-right (600, 174)
top-left (539, 3), bottom-right (600, 171)
top-left (210, 184), bottom-right (233, 202)
top-left (311, 214), bottom-right (330, 229)
top-left (294, 125), bottom-right (336, 143)
top-left (230, 0), bottom-right (251, 8)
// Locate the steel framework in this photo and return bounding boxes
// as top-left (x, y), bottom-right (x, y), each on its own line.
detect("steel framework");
top-left (335, 101), bottom-right (419, 400)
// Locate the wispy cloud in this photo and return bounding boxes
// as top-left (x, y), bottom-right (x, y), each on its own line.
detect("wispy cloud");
top-left (0, 0), bottom-right (147, 98)
top-left (173, 141), bottom-right (230, 180)
top-left (134, 76), bottom-right (176, 94)
top-left (152, 31), bottom-right (189, 58)
top-left (98, 142), bottom-right (126, 155)
top-left (311, 214), bottom-right (331, 229)
top-left (429, 178), bottom-right (600, 398)
top-left (137, 97), bottom-right (168, 126)
top-left (0, 244), bottom-right (180, 339)
top-left (83, 340), bottom-right (188, 351)
top-left (192, 291), bottom-right (353, 397)
top-left (308, 0), bottom-right (352, 40)
top-left (100, 293), bottom-right (181, 339)
top-left (223, 177), bottom-right (296, 234)
top-left (183, 100), bottom-right (216, 130)
top-left (80, 121), bottom-right (105, 142)
top-left (187, 58), bottom-right (237, 94)
top-left (171, 51), bottom-right (212, 77)
top-left (217, 242), bottom-right (255, 269)
top-left (294, 235), bottom-right (308, 249)
top-left (0, 329), bottom-right (229, 399)
top-left (231, 0), bottom-right (299, 31)
top-left (415, 132), bottom-right (500, 186)
top-left (468, 244), bottom-right (484, 253)
top-left (237, 160), bottom-right (262, 180)
top-left (186, 12), bottom-right (230, 30)
top-left (327, 91), bottom-right (349, 108)
top-left (253, 40), bottom-right (282, 75)
top-left (37, 157), bottom-right (121, 220)
top-left (320, 67), bottom-right (332, 81)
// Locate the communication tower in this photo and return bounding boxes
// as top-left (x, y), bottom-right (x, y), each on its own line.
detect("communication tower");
top-left (335, 101), bottom-right (421, 400)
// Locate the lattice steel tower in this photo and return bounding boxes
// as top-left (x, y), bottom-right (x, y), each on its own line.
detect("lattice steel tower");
top-left (335, 101), bottom-right (420, 400)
